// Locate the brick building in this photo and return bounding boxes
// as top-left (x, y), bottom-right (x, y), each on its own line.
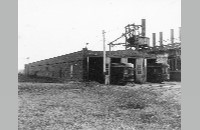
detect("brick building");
top-left (25, 48), bottom-right (159, 83)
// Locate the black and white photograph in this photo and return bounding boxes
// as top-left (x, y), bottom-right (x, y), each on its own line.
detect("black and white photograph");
top-left (18, 0), bottom-right (181, 129)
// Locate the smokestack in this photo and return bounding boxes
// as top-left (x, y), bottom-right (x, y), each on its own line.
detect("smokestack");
top-left (141, 19), bottom-right (146, 37)
top-left (159, 32), bottom-right (163, 46)
top-left (152, 33), bottom-right (156, 47)
top-left (170, 29), bottom-right (174, 44)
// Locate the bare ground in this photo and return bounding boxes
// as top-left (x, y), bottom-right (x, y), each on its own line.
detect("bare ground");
top-left (18, 82), bottom-right (181, 130)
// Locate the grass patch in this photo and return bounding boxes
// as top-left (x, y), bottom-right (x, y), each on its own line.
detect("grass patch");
top-left (18, 82), bottom-right (181, 130)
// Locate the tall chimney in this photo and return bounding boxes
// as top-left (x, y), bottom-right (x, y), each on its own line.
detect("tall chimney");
top-left (141, 19), bottom-right (146, 37)
top-left (159, 32), bottom-right (163, 46)
top-left (152, 33), bottom-right (156, 47)
top-left (170, 29), bottom-right (174, 44)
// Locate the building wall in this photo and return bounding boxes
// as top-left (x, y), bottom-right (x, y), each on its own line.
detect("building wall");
top-left (24, 49), bottom-right (88, 82)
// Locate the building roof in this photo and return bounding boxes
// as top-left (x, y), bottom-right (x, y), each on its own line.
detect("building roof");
top-left (26, 48), bottom-right (156, 66)
top-left (86, 49), bottom-right (156, 58)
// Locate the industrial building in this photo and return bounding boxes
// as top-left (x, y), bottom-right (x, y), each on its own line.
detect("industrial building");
top-left (25, 48), bottom-right (169, 84)
top-left (24, 19), bottom-right (181, 84)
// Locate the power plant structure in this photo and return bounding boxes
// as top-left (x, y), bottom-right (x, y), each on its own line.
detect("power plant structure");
top-left (24, 19), bottom-right (181, 84)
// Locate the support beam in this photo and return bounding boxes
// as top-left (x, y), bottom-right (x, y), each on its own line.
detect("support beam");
top-left (135, 58), bottom-right (146, 83)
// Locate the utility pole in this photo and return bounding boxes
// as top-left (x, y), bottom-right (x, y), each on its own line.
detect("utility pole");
top-left (102, 30), bottom-right (107, 84)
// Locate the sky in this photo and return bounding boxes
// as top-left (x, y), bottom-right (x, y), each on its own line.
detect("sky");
top-left (18, 0), bottom-right (181, 70)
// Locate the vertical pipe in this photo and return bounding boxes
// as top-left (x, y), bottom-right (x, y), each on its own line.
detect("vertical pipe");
top-left (141, 19), bottom-right (146, 37)
top-left (170, 29), bottom-right (174, 44)
top-left (152, 33), bottom-right (156, 47)
top-left (159, 32), bottom-right (163, 46)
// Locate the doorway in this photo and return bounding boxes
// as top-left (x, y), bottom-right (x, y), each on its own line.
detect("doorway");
top-left (88, 57), bottom-right (104, 83)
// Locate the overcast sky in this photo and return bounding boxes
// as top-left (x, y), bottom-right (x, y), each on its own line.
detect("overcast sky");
top-left (18, 0), bottom-right (181, 70)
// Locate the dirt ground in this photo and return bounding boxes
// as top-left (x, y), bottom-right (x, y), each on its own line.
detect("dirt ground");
top-left (18, 82), bottom-right (181, 130)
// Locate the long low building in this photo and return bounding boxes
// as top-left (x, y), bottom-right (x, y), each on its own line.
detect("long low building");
top-left (25, 48), bottom-right (169, 84)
